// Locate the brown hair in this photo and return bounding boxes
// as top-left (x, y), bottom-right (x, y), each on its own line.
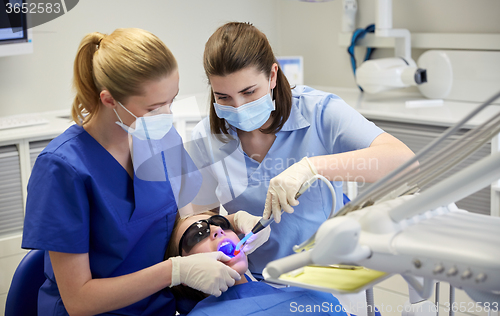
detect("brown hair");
top-left (203, 22), bottom-right (292, 142)
top-left (71, 28), bottom-right (177, 125)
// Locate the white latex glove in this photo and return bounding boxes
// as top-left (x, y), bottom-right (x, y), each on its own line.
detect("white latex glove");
top-left (169, 251), bottom-right (241, 297)
top-left (263, 157), bottom-right (317, 223)
top-left (234, 211), bottom-right (271, 255)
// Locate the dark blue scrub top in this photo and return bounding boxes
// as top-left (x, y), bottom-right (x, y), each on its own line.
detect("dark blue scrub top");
top-left (22, 125), bottom-right (177, 315)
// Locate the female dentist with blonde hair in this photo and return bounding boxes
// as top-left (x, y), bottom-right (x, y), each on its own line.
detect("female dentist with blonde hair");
top-left (22, 28), bottom-right (241, 316)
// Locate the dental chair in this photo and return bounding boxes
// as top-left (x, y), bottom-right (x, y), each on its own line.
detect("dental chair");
top-left (5, 249), bottom-right (46, 316)
top-left (263, 91), bottom-right (500, 312)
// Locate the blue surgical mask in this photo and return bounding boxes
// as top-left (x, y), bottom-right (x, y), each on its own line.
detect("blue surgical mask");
top-left (114, 102), bottom-right (173, 140)
top-left (213, 80), bottom-right (275, 132)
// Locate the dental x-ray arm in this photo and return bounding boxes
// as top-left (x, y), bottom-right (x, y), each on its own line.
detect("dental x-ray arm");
top-left (355, 0), bottom-right (429, 93)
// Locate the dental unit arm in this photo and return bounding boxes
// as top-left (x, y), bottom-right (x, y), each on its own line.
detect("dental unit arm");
top-left (263, 90), bottom-right (500, 304)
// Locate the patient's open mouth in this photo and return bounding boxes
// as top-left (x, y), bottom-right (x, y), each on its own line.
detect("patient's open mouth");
top-left (217, 239), bottom-right (236, 258)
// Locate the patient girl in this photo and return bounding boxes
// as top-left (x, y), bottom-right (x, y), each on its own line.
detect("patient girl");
top-left (165, 212), bottom-right (349, 316)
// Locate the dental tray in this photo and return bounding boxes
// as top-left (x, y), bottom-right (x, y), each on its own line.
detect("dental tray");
top-left (262, 265), bottom-right (391, 295)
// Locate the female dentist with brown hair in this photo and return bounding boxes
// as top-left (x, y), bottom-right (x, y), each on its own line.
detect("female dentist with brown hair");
top-left (190, 22), bottom-right (415, 279)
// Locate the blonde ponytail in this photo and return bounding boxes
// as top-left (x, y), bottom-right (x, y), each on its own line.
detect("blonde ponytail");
top-left (71, 32), bottom-right (105, 125)
top-left (71, 28), bottom-right (177, 125)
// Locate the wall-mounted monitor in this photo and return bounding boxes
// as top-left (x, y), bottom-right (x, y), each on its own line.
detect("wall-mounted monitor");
top-left (0, 0), bottom-right (33, 57)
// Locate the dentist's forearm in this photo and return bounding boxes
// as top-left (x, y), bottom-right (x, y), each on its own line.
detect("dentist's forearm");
top-left (309, 133), bottom-right (416, 183)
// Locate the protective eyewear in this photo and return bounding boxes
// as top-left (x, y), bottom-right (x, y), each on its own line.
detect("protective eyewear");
top-left (178, 215), bottom-right (233, 256)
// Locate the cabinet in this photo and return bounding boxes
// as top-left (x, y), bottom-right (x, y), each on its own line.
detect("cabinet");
top-left (0, 114), bottom-right (72, 312)
top-left (0, 144), bottom-right (24, 237)
top-left (360, 119), bottom-right (492, 215)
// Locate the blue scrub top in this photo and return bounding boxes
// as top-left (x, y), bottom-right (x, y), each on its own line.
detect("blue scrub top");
top-left (189, 86), bottom-right (384, 276)
top-left (187, 279), bottom-right (348, 316)
top-left (22, 125), bottom-right (178, 315)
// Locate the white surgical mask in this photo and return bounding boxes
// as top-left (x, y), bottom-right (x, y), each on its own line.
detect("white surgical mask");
top-left (213, 77), bottom-right (275, 132)
top-left (114, 102), bottom-right (173, 140)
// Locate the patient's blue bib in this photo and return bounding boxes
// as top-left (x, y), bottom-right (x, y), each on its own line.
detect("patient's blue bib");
top-left (188, 280), bottom-right (348, 316)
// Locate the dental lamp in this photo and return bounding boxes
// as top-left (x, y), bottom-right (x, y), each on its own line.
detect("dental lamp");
top-left (354, 0), bottom-right (427, 93)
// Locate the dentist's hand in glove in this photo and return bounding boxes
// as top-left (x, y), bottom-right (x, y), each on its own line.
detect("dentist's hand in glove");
top-left (169, 252), bottom-right (241, 297)
top-left (263, 157), bottom-right (317, 223)
top-left (234, 211), bottom-right (271, 255)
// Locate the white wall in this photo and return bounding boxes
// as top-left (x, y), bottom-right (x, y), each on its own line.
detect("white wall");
top-left (276, 0), bottom-right (500, 89)
top-left (2, 0), bottom-right (499, 117)
top-left (0, 0), bottom-right (281, 117)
